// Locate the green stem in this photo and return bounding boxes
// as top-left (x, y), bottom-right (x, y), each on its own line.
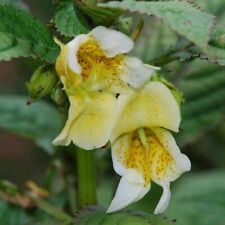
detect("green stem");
top-left (76, 147), bottom-right (97, 208)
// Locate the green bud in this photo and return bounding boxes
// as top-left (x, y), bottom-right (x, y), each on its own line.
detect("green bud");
top-left (26, 65), bottom-right (58, 101)
top-left (51, 82), bottom-right (68, 106)
top-left (116, 16), bottom-right (133, 35)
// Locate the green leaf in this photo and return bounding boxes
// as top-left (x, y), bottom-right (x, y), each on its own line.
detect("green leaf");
top-left (0, 199), bottom-right (29, 225)
top-left (0, 198), bottom-right (61, 225)
top-left (133, 17), bottom-right (179, 63)
top-left (100, 0), bottom-right (215, 49)
top-left (177, 60), bottom-right (225, 145)
top-left (76, 209), bottom-right (175, 225)
top-left (0, 96), bottom-right (62, 154)
top-left (0, 4), bottom-right (59, 62)
top-left (184, 0), bottom-right (225, 65)
top-left (0, 0), bottom-right (28, 9)
top-left (54, 1), bottom-right (90, 37)
top-left (166, 171), bottom-right (225, 225)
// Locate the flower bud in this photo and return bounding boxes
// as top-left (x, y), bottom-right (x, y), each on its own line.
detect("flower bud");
top-left (26, 65), bottom-right (58, 101)
top-left (117, 16), bottom-right (133, 35)
top-left (51, 83), bottom-right (68, 106)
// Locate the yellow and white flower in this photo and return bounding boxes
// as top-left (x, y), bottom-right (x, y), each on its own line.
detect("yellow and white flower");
top-left (53, 26), bottom-right (158, 150)
top-left (107, 81), bottom-right (191, 214)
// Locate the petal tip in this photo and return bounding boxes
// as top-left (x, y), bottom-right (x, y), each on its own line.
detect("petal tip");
top-left (154, 184), bottom-right (171, 215)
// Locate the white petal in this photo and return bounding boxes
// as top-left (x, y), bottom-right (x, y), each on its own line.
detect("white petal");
top-left (124, 169), bottom-right (145, 185)
top-left (107, 174), bottom-right (150, 213)
top-left (92, 26), bottom-right (134, 57)
top-left (154, 184), bottom-right (171, 214)
top-left (124, 56), bottom-right (160, 88)
top-left (67, 34), bottom-right (89, 74)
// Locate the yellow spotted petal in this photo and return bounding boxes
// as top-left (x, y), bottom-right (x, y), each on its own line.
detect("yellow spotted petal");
top-left (150, 128), bottom-right (191, 185)
top-left (149, 128), bottom-right (191, 214)
top-left (111, 81), bottom-right (181, 141)
top-left (110, 128), bottom-right (190, 214)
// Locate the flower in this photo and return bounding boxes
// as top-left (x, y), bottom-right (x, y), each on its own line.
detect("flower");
top-left (53, 26), bottom-right (158, 150)
top-left (107, 81), bottom-right (191, 214)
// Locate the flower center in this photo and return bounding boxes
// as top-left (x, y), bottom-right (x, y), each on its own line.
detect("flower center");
top-left (77, 37), bottom-right (126, 93)
top-left (124, 129), bottom-right (173, 185)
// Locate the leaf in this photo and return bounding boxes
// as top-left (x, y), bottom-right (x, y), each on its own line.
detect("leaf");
top-left (166, 171), bottom-right (225, 225)
top-left (0, 96), bottom-right (62, 154)
top-left (0, 199), bottom-right (29, 225)
top-left (0, 0), bottom-right (28, 10)
top-left (0, 198), bottom-right (61, 225)
top-left (133, 17), bottom-right (179, 63)
top-left (100, 0), bottom-right (215, 49)
top-left (176, 60), bottom-right (225, 146)
top-left (0, 4), bottom-right (59, 62)
top-left (184, 0), bottom-right (225, 65)
top-left (76, 209), bottom-right (175, 225)
top-left (54, 1), bottom-right (90, 37)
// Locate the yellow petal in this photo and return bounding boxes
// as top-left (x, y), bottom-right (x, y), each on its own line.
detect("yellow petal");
top-left (55, 39), bottom-right (83, 89)
top-left (53, 95), bottom-right (85, 146)
top-left (111, 81), bottom-right (181, 141)
top-left (70, 92), bottom-right (117, 150)
top-left (149, 128), bottom-right (191, 185)
top-left (54, 92), bottom-right (117, 149)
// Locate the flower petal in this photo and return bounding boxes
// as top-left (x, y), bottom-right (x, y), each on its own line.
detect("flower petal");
top-left (111, 132), bottom-right (150, 184)
top-left (148, 128), bottom-right (191, 214)
top-left (55, 35), bottom-right (87, 88)
top-left (154, 184), bottom-right (171, 214)
top-left (92, 26), bottom-right (134, 57)
top-left (111, 132), bottom-right (131, 176)
top-left (123, 56), bottom-right (160, 88)
top-left (53, 95), bottom-right (85, 146)
top-left (70, 92), bottom-right (117, 150)
top-left (111, 81), bottom-right (181, 142)
top-left (150, 128), bottom-right (191, 185)
top-left (107, 172), bottom-right (150, 213)
top-left (67, 34), bottom-right (89, 74)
